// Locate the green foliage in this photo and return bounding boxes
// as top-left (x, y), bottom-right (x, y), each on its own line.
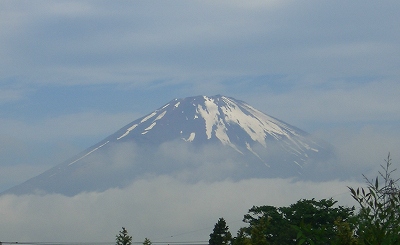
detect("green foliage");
top-left (243, 205), bottom-right (289, 244)
top-left (349, 153), bottom-right (400, 245)
top-left (242, 198), bottom-right (355, 245)
top-left (250, 216), bottom-right (269, 245)
top-left (333, 218), bottom-right (358, 245)
top-left (209, 217), bottom-right (233, 245)
top-left (295, 217), bottom-right (358, 245)
top-left (116, 227), bottom-right (132, 245)
top-left (143, 237), bottom-right (152, 245)
top-left (232, 228), bottom-right (251, 245)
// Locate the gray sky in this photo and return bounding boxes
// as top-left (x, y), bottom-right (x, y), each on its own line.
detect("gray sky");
top-left (1, 0), bottom-right (400, 242)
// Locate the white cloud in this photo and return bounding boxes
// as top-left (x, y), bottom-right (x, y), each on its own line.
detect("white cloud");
top-left (0, 176), bottom-right (360, 243)
top-left (316, 125), bottom-right (400, 179)
top-left (246, 79), bottom-right (400, 128)
top-left (1, 1), bottom-right (399, 86)
top-left (44, 1), bottom-right (97, 17)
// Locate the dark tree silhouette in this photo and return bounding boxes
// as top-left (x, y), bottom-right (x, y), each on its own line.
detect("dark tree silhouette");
top-left (116, 227), bottom-right (132, 245)
top-left (209, 218), bottom-right (232, 245)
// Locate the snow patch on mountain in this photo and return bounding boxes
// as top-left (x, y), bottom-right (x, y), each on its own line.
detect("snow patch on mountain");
top-left (183, 132), bottom-right (196, 142)
top-left (117, 124), bottom-right (138, 140)
top-left (144, 122), bottom-right (156, 131)
top-left (155, 111), bottom-right (167, 121)
top-left (141, 111), bottom-right (157, 123)
top-left (197, 96), bottom-right (219, 139)
top-left (68, 140), bottom-right (110, 166)
top-left (160, 103), bottom-right (170, 110)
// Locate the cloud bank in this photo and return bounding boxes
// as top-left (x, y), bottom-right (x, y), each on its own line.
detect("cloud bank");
top-left (0, 176), bottom-right (360, 243)
top-left (2, 132), bottom-right (395, 243)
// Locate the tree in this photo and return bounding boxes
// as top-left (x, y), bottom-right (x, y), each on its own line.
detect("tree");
top-left (116, 227), bottom-right (132, 245)
top-left (243, 205), bottom-right (288, 244)
top-left (209, 217), bottom-right (233, 245)
top-left (287, 199), bottom-right (355, 244)
top-left (333, 218), bottom-right (358, 245)
top-left (232, 228), bottom-right (251, 245)
top-left (349, 153), bottom-right (400, 244)
top-left (143, 238), bottom-right (152, 245)
top-left (241, 199), bottom-right (354, 245)
top-left (250, 216), bottom-right (269, 245)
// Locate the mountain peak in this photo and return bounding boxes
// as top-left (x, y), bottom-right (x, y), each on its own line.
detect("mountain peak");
top-left (3, 95), bottom-right (332, 196)
top-left (111, 95), bottom-right (318, 159)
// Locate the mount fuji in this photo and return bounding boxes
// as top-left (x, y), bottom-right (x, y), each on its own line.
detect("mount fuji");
top-left (4, 95), bottom-right (334, 196)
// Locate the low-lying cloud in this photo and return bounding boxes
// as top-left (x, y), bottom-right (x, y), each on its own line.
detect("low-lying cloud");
top-left (0, 176), bottom-right (360, 243)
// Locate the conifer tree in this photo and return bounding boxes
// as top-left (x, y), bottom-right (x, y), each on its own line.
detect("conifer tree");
top-left (143, 238), bottom-right (152, 245)
top-left (116, 227), bottom-right (132, 245)
top-left (209, 218), bottom-right (232, 245)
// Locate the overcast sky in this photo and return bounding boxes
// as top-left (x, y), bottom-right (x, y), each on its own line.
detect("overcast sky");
top-left (1, 0), bottom-right (400, 243)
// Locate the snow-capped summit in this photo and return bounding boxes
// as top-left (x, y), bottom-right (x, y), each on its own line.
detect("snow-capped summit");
top-left (109, 95), bottom-right (321, 165)
top-left (3, 95), bottom-right (333, 196)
